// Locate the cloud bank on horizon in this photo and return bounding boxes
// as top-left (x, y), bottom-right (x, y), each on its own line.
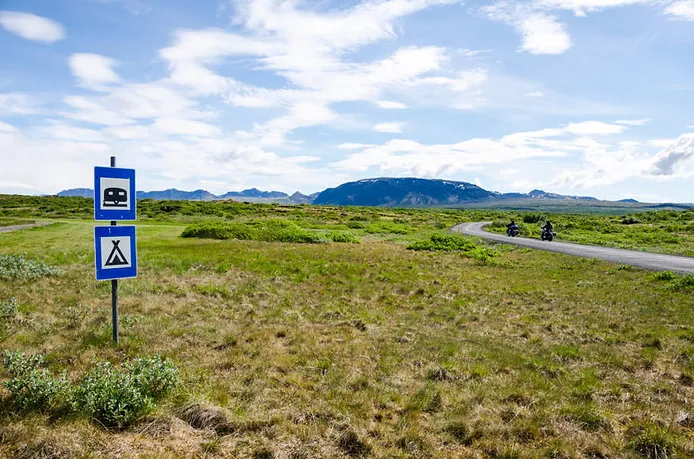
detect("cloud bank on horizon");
top-left (0, 0), bottom-right (693, 202)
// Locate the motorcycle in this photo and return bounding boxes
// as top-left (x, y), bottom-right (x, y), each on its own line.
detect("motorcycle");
top-left (507, 226), bottom-right (520, 237)
top-left (541, 227), bottom-right (556, 241)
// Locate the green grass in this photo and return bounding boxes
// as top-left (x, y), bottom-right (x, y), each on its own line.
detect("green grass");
top-left (1, 200), bottom-right (694, 456)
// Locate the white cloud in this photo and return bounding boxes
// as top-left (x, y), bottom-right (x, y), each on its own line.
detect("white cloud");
top-left (339, 143), bottom-right (376, 150)
top-left (69, 54), bottom-right (120, 90)
top-left (0, 93), bottom-right (39, 115)
top-left (159, 0), bottom-right (471, 139)
top-left (0, 11), bottom-right (65, 43)
top-left (153, 118), bottom-right (221, 137)
top-left (483, 5), bottom-right (571, 54)
top-left (664, 1), bottom-right (694, 20)
top-left (0, 121), bottom-right (18, 133)
top-left (534, 0), bottom-right (649, 15)
top-left (650, 139), bottom-right (676, 148)
top-left (377, 100), bottom-right (407, 109)
top-left (455, 48), bottom-right (490, 57)
top-left (517, 12), bottom-right (572, 54)
top-left (650, 134), bottom-right (694, 175)
top-left (563, 121), bottom-right (627, 135)
top-left (374, 122), bottom-right (405, 133)
top-left (527, 91), bottom-right (544, 97)
top-left (615, 118), bottom-right (650, 126)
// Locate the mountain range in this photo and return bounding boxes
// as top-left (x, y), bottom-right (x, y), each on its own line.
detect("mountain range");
top-left (57, 187), bottom-right (318, 204)
top-left (57, 177), bottom-right (692, 209)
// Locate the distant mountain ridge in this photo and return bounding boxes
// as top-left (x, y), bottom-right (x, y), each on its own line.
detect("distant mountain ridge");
top-left (313, 178), bottom-right (606, 207)
top-left (57, 187), bottom-right (310, 204)
top-left (56, 178), bottom-right (655, 208)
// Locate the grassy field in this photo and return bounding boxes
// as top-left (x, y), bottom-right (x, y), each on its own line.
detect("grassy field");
top-left (1, 198), bottom-right (694, 458)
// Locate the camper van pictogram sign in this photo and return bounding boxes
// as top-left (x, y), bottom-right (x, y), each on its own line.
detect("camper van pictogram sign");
top-left (94, 167), bottom-right (136, 221)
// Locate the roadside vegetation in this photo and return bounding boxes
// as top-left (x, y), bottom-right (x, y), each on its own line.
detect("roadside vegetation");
top-left (1, 195), bottom-right (694, 456)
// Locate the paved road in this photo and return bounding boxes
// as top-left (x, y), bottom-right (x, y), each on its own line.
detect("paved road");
top-left (0, 222), bottom-right (51, 234)
top-left (453, 221), bottom-right (694, 274)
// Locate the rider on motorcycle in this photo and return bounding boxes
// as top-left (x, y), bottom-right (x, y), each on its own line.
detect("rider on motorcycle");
top-left (506, 220), bottom-right (519, 235)
top-left (541, 220), bottom-right (553, 233)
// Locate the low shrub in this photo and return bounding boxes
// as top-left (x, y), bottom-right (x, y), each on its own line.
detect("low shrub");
top-left (2, 351), bottom-right (69, 412)
top-left (407, 234), bottom-right (500, 260)
top-left (652, 271), bottom-right (678, 281)
top-left (346, 221), bottom-right (365, 229)
top-left (181, 222), bottom-right (255, 240)
top-left (0, 297), bottom-right (18, 321)
top-left (0, 254), bottom-right (61, 280)
top-left (523, 214), bottom-right (544, 224)
top-left (72, 357), bottom-right (179, 427)
top-left (182, 219), bottom-right (358, 244)
top-left (673, 274), bottom-right (694, 289)
top-left (365, 222), bottom-right (414, 235)
top-left (72, 362), bottom-right (154, 428)
top-left (2, 351), bottom-right (179, 427)
top-left (126, 356), bottom-right (179, 398)
top-left (326, 231), bottom-right (361, 243)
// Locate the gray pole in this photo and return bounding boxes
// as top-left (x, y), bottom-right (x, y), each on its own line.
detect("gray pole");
top-left (110, 155), bottom-right (119, 345)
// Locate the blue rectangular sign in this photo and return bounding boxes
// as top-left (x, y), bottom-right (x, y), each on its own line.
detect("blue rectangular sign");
top-left (94, 167), bottom-right (136, 221)
top-left (94, 226), bottom-right (137, 281)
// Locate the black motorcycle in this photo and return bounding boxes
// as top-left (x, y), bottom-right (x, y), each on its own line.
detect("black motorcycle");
top-left (507, 226), bottom-right (520, 237)
top-left (541, 227), bottom-right (556, 241)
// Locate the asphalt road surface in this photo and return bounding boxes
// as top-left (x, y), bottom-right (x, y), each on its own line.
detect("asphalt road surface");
top-left (453, 221), bottom-right (694, 274)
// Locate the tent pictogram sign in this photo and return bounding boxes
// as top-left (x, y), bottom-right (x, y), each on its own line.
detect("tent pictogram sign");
top-left (95, 226), bottom-right (137, 280)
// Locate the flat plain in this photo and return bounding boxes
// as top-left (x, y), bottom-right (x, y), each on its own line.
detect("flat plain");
top-left (1, 195), bottom-right (694, 458)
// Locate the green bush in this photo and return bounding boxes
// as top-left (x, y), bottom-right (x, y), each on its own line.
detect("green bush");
top-left (72, 357), bottom-right (179, 428)
top-left (0, 254), bottom-right (61, 280)
top-left (72, 362), bottom-right (154, 428)
top-left (181, 221), bottom-right (256, 240)
top-left (2, 351), bottom-right (179, 427)
top-left (126, 356), bottom-right (179, 398)
top-left (2, 351), bottom-right (69, 412)
top-left (653, 271), bottom-right (677, 281)
top-left (365, 222), bottom-right (414, 234)
top-left (0, 297), bottom-right (18, 321)
top-left (407, 234), bottom-right (500, 260)
top-left (182, 219), bottom-right (358, 244)
top-left (326, 231), bottom-right (361, 243)
top-left (674, 275), bottom-right (694, 289)
top-left (523, 214), bottom-right (544, 224)
top-left (346, 221), bottom-right (365, 229)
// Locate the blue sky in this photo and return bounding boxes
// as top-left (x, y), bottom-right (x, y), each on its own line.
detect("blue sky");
top-left (1, 0), bottom-right (693, 202)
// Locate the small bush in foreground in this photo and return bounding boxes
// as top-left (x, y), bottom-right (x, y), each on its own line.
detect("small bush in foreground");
top-left (73, 357), bottom-right (179, 427)
top-left (72, 362), bottom-right (154, 427)
top-left (126, 356), bottom-right (179, 398)
top-left (0, 254), bottom-right (61, 280)
top-left (2, 351), bottom-right (178, 427)
top-left (2, 351), bottom-right (69, 412)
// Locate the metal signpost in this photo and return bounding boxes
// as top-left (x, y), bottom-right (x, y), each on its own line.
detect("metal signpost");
top-left (94, 157), bottom-right (137, 344)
